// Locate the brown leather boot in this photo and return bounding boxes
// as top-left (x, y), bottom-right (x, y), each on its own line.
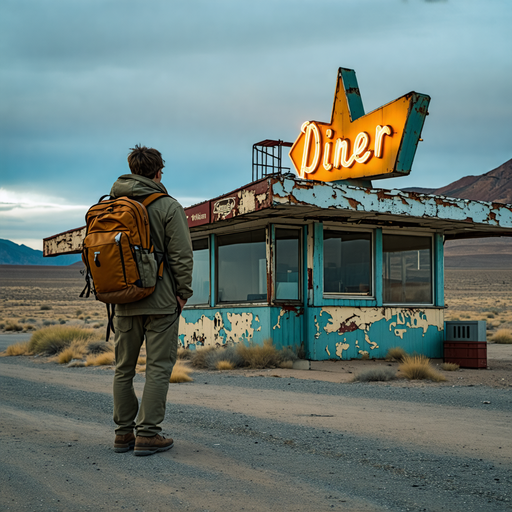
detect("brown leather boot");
top-left (134, 434), bottom-right (174, 456)
top-left (114, 432), bottom-right (136, 453)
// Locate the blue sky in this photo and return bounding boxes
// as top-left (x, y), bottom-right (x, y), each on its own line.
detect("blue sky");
top-left (1, 0), bottom-right (511, 250)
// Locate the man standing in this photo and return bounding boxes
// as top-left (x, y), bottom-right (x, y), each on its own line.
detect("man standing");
top-left (111, 145), bottom-right (193, 456)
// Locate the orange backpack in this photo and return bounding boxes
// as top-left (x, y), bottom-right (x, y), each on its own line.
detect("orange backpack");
top-left (80, 193), bottom-right (168, 305)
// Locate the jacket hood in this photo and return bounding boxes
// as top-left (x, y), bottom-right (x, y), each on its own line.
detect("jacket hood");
top-left (110, 174), bottom-right (169, 199)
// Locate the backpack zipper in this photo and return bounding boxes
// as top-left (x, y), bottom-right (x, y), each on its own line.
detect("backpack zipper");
top-left (115, 232), bottom-right (128, 285)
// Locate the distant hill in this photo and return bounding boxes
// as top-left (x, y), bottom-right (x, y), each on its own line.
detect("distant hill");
top-left (402, 158), bottom-right (512, 269)
top-left (0, 239), bottom-right (82, 266)
top-left (403, 158), bottom-right (512, 204)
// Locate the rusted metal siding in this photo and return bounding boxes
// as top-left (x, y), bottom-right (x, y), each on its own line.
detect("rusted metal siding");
top-left (178, 306), bottom-right (303, 351)
top-left (308, 306), bottom-right (444, 360)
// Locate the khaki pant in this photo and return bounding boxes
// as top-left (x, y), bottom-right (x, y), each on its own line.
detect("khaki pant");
top-left (113, 312), bottom-right (179, 437)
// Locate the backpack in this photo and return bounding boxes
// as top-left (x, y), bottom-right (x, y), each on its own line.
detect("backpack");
top-left (80, 193), bottom-right (168, 307)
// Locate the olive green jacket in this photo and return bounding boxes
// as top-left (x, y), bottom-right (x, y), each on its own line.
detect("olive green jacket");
top-left (110, 174), bottom-right (193, 316)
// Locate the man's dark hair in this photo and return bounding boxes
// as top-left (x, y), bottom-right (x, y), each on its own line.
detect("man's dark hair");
top-left (127, 144), bottom-right (165, 179)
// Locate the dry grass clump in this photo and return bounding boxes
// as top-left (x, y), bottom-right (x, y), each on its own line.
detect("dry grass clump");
top-left (2, 342), bottom-right (32, 357)
top-left (40, 305), bottom-right (52, 311)
top-left (441, 362), bottom-right (460, 371)
top-left (86, 340), bottom-right (111, 354)
top-left (188, 340), bottom-right (299, 371)
top-left (137, 356), bottom-right (146, 365)
top-left (28, 325), bottom-right (100, 355)
top-left (170, 361), bottom-right (194, 383)
top-left (399, 355), bottom-right (446, 382)
top-left (56, 342), bottom-right (87, 364)
top-left (385, 347), bottom-right (407, 362)
top-left (86, 351), bottom-right (115, 366)
top-left (5, 320), bottom-right (23, 332)
top-left (216, 360), bottom-right (235, 371)
top-left (236, 339), bottom-right (282, 369)
top-left (177, 347), bottom-right (192, 360)
top-left (490, 329), bottom-right (512, 344)
top-left (353, 368), bottom-right (397, 382)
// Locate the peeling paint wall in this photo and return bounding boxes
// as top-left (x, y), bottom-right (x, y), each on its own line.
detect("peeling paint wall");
top-left (309, 306), bottom-right (444, 360)
top-left (179, 307), bottom-right (303, 351)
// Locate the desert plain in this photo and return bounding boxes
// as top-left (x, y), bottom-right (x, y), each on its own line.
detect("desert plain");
top-left (1, 263), bottom-right (511, 512)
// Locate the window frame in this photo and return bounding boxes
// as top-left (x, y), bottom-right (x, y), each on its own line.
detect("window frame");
top-left (322, 226), bottom-right (375, 300)
top-left (215, 227), bottom-right (269, 305)
top-left (381, 230), bottom-right (434, 306)
top-left (186, 236), bottom-right (210, 307)
top-left (272, 224), bottom-right (303, 303)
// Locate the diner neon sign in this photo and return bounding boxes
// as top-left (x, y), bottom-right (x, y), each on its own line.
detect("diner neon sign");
top-left (289, 68), bottom-right (430, 182)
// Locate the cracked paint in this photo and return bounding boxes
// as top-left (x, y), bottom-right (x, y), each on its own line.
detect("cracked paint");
top-left (336, 342), bottom-right (350, 357)
top-left (238, 190), bottom-right (256, 215)
top-left (273, 309), bottom-right (286, 330)
top-left (325, 345), bottom-right (331, 357)
top-left (179, 311), bottom-right (261, 348)
top-left (394, 328), bottom-right (407, 339)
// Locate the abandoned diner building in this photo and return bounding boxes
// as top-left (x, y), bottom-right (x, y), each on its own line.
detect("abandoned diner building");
top-left (44, 68), bottom-right (512, 361)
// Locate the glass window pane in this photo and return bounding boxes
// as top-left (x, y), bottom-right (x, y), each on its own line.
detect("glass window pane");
top-left (188, 238), bottom-right (209, 305)
top-left (323, 231), bottom-right (372, 295)
top-left (217, 229), bottom-right (267, 302)
top-left (275, 228), bottom-right (300, 300)
top-left (383, 235), bottom-right (432, 304)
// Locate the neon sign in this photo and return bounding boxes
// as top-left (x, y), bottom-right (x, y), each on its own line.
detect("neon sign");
top-left (289, 68), bottom-right (430, 182)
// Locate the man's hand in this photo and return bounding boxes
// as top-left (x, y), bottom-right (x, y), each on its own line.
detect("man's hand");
top-left (177, 296), bottom-right (187, 313)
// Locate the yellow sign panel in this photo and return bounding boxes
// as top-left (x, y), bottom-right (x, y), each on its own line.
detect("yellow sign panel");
top-left (289, 68), bottom-right (430, 182)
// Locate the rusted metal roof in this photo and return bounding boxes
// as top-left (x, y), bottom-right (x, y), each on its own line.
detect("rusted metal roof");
top-left (185, 176), bottom-right (512, 239)
top-left (43, 176), bottom-right (512, 256)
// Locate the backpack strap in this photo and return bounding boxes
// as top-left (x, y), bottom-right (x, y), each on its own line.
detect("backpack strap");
top-left (142, 193), bottom-right (168, 207)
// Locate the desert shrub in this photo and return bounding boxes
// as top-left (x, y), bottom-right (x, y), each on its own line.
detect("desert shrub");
top-left (236, 339), bottom-right (281, 369)
top-left (177, 347), bottom-right (192, 360)
top-left (137, 356), bottom-right (146, 365)
top-left (487, 313), bottom-right (495, 319)
top-left (59, 319), bottom-right (66, 325)
top-left (216, 360), bottom-right (235, 370)
top-left (278, 347), bottom-right (299, 364)
top-left (26, 318), bottom-right (37, 323)
top-left (43, 320), bottom-right (56, 326)
top-left (24, 324), bottom-right (36, 331)
top-left (28, 326), bottom-right (99, 355)
top-left (360, 352), bottom-right (370, 360)
top-left (0, 322), bottom-right (5, 329)
top-left (353, 368), bottom-right (396, 382)
top-left (170, 361), bottom-right (193, 383)
top-left (399, 355), bottom-right (446, 382)
top-left (40, 305), bottom-right (52, 311)
top-left (75, 309), bottom-right (83, 316)
top-left (57, 343), bottom-right (86, 364)
top-left (5, 321), bottom-right (23, 332)
top-left (278, 360), bottom-right (294, 369)
top-left (295, 341), bottom-right (306, 360)
top-left (206, 345), bottom-right (244, 370)
top-left (491, 329), bottom-right (512, 344)
top-left (86, 351), bottom-right (115, 366)
top-left (385, 346), bottom-right (407, 362)
top-left (92, 323), bottom-right (101, 329)
top-left (86, 340), bottom-right (111, 354)
top-left (3, 342), bottom-right (31, 356)
top-left (189, 346), bottom-right (217, 368)
top-left (441, 362), bottom-right (460, 371)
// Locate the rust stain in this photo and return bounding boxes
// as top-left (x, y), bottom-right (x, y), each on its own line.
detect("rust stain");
top-left (281, 305), bottom-right (304, 316)
top-left (347, 198), bottom-right (362, 209)
top-left (338, 321), bottom-right (359, 334)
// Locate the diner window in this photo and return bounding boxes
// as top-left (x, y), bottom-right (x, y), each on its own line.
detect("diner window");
top-left (188, 238), bottom-right (209, 305)
top-left (275, 228), bottom-right (300, 300)
top-left (217, 229), bottom-right (267, 302)
top-left (383, 234), bottom-right (432, 304)
top-left (323, 230), bottom-right (372, 295)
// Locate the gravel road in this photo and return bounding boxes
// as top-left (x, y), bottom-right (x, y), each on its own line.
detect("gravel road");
top-left (1, 354), bottom-right (511, 512)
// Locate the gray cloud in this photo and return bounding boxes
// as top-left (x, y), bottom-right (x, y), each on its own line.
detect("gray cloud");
top-left (1, 0), bottom-right (511, 245)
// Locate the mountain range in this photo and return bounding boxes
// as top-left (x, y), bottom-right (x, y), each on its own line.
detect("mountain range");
top-left (0, 239), bottom-right (82, 266)
top-left (402, 158), bottom-right (512, 268)
top-left (403, 158), bottom-right (512, 204)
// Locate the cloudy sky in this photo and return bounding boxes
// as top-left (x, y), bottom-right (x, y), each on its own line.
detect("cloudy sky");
top-left (1, 0), bottom-right (511, 250)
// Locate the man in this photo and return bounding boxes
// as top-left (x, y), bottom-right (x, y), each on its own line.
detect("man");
top-left (111, 144), bottom-right (193, 456)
